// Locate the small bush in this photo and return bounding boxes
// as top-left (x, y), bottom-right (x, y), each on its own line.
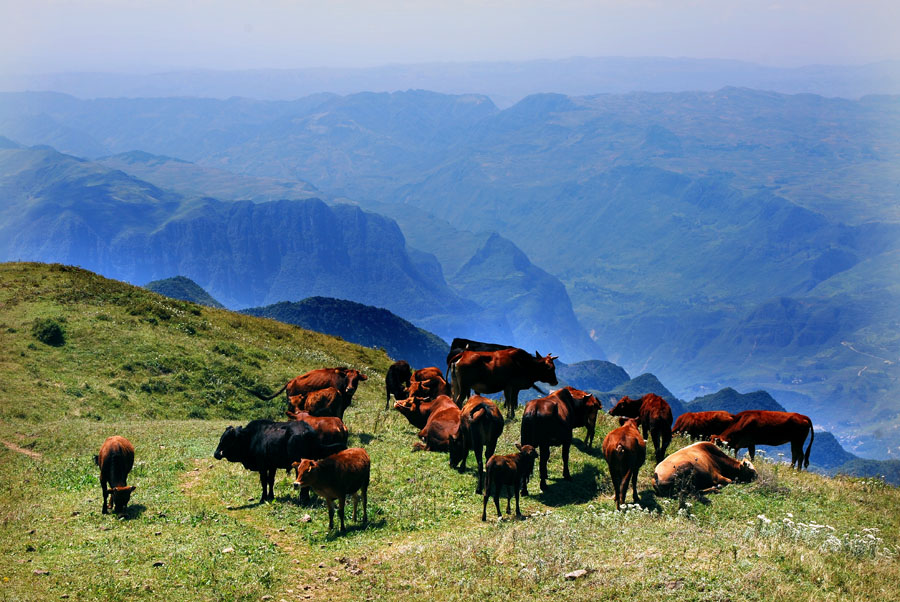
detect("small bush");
top-left (31, 317), bottom-right (66, 346)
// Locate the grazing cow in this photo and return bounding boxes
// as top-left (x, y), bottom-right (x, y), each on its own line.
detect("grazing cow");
top-left (672, 411), bottom-right (736, 441)
top-left (287, 386), bottom-right (349, 419)
top-left (519, 387), bottom-right (599, 493)
top-left (451, 348), bottom-right (558, 419)
top-left (608, 393), bottom-right (673, 463)
top-left (213, 420), bottom-right (347, 502)
top-left (450, 395), bottom-right (504, 494)
top-left (481, 444), bottom-right (538, 521)
top-left (248, 367), bottom-right (367, 404)
top-left (385, 360), bottom-right (412, 409)
top-left (413, 402), bottom-right (462, 453)
top-left (602, 418), bottom-right (646, 510)
top-left (94, 436), bottom-right (136, 515)
top-left (653, 441), bottom-right (757, 496)
top-left (407, 366), bottom-right (451, 401)
top-left (293, 448), bottom-right (370, 532)
top-left (393, 394), bottom-right (456, 429)
top-left (712, 411), bottom-right (814, 470)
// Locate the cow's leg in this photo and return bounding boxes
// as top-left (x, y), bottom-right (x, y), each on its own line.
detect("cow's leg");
top-left (608, 466), bottom-right (621, 509)
top-left (539, 444), bottom-right (550, 491)
top-left (514, 487), bottom-right (522, 517)
top-left (362, 486), bottom-right (368, 524)
top-left (562, 439), bottom-right (572, 480)
top-left (505, 488), bottom-right (512, 514)
top-left (791, 439), bottom-right (804, 470)
top-left (326, 498), bottom-right (335, 531)
top-left (101, 479), bottom-right (109, 514)
top-left (652, 429), bottom-right (663, 464)
top-left (338, 496), bottom-right (347, 532)
top-left (298, 486), bottom-right (311, 505)
top-left (493, 487), bottom-right (502, 518)
top-left (267, 468), bottom-right (277, 501)
top-left (385, 390), bottom-right (390, 410)
top-left (585, 425), bottom-right (595, 449)
top-left (258, 471), bottom-right (268, 503)
top-left (630, 467), bottom-right (640, 504)
top-left (352, 493), bottom-right (359, 522)
top-left (748, 445), bottom-right (756, 461)
top-left (507, 389), bottom-right (520, 420)
top-left (482, 490), bottom-right (490, 521)
top-left (473, 440), bottom-right (483, 494)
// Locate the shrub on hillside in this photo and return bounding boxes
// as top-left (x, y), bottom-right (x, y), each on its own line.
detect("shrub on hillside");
top-left (31, 317), bottom-right (66, 346)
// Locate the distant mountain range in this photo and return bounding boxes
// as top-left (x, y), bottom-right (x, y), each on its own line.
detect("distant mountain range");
top-left (0, 87), bottom-right (897, 459)
top-left (145, 276), bottom-right (224, 308)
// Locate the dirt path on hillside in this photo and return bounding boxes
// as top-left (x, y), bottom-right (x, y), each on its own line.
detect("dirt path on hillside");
top-left (1, 439), bottom-right (43, 460)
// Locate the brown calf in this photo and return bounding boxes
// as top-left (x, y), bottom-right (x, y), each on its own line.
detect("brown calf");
top-left (406, 366), bottom-right (451, 402)
top-left (413, 402), bottom-right (462, 452)
top-left (450, 395), bottom-right (504, 494)
top-left (385, 360), bottom-right (412, 409)
top-left (481, 444), bottom-right (538, 521)
top-left (94, 436), bottom-right (136, 515)
top-left (608, 393), bottom-right (673, 463)
top-left (293, 448), bottom-right (370, 532)
top-left (602, 418), bottom-right (646, 510)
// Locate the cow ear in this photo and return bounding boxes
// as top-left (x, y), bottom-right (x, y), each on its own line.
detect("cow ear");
top-left (515, 442), bottom-right (523, 451)
top-left (534, 350), bottom-right (541, 358)
top-left (127, 485), bottom-right (136, 493)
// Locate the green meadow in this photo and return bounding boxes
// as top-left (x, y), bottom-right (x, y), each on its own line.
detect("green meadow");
top-left (1, 263), bottom-right (898, 601)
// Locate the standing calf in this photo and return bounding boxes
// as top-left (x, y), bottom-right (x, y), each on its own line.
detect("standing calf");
top-left (602, 418), bottom-right (646, 510)
top-left (293, 448), bottom-right (370, 532)
top-left (481, 444), bottom-right (538, 521)
top-left (94, 436), bottom-right (136, 515)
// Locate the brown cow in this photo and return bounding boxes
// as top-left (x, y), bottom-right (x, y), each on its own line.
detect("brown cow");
top-left (94, 436), bottom-right (136, 515)
top-left (283, 411), bottom-right (349, 504)
top-left (393, 394), bottom-right (457, 429)
top-left (249, 367), bottom-right (367, 404)
top-left (608, 394), bottom-right (673, 463)
top-left (519, 387), bottom-right (598, 493)
top-left (413, 402), bottom-right (462, 453)
top-left (653, 441), bottom-right (757, 496)
top-left (451, 348), bottom-right (558, 419)
top-left (602, 418), bottom-right (646, 510)
top-left (450, 396), bottom-right (504, 494)
top-left (286, 386), bottom-right (350, 419)
top-left (672, 411), bottom-right (736, 441)
top-left (385, 360), bottom-right (412, 409)
top-left (712, 411), bottom-right (814, 470)
top-left (407, 366), bottom-right (451, 401)
top-left (293, 448), bottom-right (370, 532)
top-left (481, 444), bottom-right (538, 521)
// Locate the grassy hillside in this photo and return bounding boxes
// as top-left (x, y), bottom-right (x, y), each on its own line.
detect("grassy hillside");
top-left (1, 262), bottom-right (898, 601)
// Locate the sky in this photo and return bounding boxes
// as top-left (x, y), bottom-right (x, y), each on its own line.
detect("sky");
top-left (2, 0), bottom-right (899, 74)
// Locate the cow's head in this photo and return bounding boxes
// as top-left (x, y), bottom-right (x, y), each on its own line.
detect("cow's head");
top-left (213, 425), bottom-right (242, 461)
top-left (533, 351), bottom-right (559, 386)
top-left (709, 434), bottom-right (729, 448)
top-left (738, 459), bottom-right (758, 483)
top-left (609, 396), bottom-right (640, 418)
top-left (344, 369), bottom-right (368, 392)
top-left (110, 485), bottom-right (136, 514)
top-left (618, 417), bottom-right (640, 428)
top-left (292, 459), bottom-right (318, 489)
top-left (515, 443), bottom-right (539, 479)
top-left (393, 398), bottom-right (416, 415)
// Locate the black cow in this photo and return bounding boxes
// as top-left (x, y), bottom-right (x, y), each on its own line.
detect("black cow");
top-left (385, 360), bottom-right (412, 409)
top-left (213, 419), bottom-right (347, 503)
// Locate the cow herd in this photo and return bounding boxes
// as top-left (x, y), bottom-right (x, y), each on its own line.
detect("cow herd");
top-left (94, 339), bottom-right (816, 535)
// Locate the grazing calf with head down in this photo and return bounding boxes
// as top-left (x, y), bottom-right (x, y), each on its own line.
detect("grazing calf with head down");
top-left (293, 448), bottom-right (370, 532)
top-left (95, 436), bottom-right (136, 515)
top-left (481, 444), bottom-right (538, 521)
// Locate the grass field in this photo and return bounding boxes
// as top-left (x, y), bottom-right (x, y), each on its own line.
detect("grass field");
top-left (1, 263), bottom-right (898, 601)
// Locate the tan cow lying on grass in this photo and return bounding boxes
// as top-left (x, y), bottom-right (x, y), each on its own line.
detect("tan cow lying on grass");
top-left (652, 441), bottom-right (757, 497)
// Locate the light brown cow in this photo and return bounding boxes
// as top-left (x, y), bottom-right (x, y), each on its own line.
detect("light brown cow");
top-left (406, 366), bottom-right (451, 402)
top-left (249, 367), bottom-right (367, 404)
top-left (602, 418), bottom-right (646, 510)
top-left (94, 436), bottom-right (136, 515)
top-left (393, 394), bottom-right (457, 429)
top-left (608, 393), bottom-right (673, 463)
top-left (653, 441), bottom-right (757, 496)
top-left (451, 348), bottom-right (557, 419)
top-left (712, 410), bottom-right (814, 470)
top-left (450, 395), bottom-right (504, 494)
top-left (672, 411), bottom-right (736, 441)
top-left (481, 444), bottom-right (538, 521)
top-left (293, 448), bottom-right (370, 532)
top-left (286, 386), bottom-right (350, 419)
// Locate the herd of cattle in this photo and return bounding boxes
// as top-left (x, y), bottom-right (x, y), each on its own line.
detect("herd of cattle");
top-left (95, 337), bottom-right (816, 532)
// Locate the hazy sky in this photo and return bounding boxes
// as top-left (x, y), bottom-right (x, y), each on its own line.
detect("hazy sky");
top-left (3, 0), bottom-right (899, 74)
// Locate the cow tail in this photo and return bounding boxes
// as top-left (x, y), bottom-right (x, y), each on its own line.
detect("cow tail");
top-left (244, 383), bottom-right (288, 401)
top-left (804, 423), bottom-right (814, 468)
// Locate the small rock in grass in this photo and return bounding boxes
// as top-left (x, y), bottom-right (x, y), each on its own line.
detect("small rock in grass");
top-left (565, 569), bottom-right (588, 581)
top-left (261, 596), bottom-right (273, 601)
top-left (300, 514), bottom-right (311, 523)
top-left (154, 532), bottom-right (162, 536)
top-left (222, 547), bottom-right (235, 553)
top-left (33, 569), bottom-right (49, 576)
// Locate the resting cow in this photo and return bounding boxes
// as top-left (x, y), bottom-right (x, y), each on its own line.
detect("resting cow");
top-left (519, 387), bottom-right (599, 493)
top-left (293, 448), bottom-right (370, 532)
top-left (248, 367), bottom-right (367, 405)
top-left (449, 395), bottom-right (504, 494)
top-left (602, 418), bottom-right (646, 510)
top-left (94, 436), bottom-right (136, 515)
top-left (413, 401), bottom-right (462, 453)
top-left (393, 394), bottom-right (457, 430)
top-left (385, 360), bottom-right (412, 409)
top-left (608, 393), bottom-right (673, 463)
top-left (406, 366), bottom-right (451, 401)
top-left (287, 386), bottom-right (350, 420)
top-left (653, 441), bottom-right (757, 496)
top-left (712, 410), bottom-right (814, 470)
top-left (672, 411), bottom-right (736, 441)
top-left (451, 348), bottom-right (558, 419)
top-left (213, 420), bottom-right (347, 503)
top-left (481, 444), bottom-right (538, 521)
